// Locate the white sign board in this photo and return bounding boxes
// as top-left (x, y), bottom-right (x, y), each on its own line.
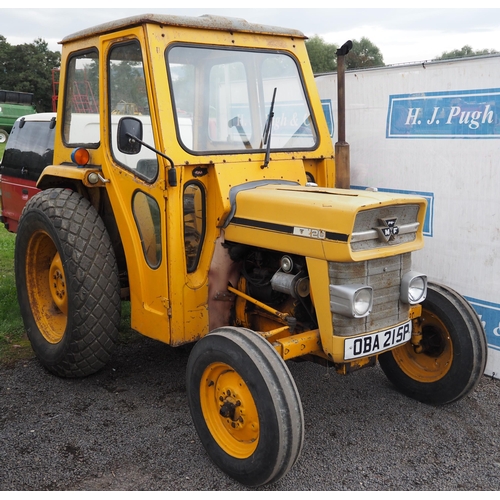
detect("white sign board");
top-left (316, 54), bottom-right (500, 379)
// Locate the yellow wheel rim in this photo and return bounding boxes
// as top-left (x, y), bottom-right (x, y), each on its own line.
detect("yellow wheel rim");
top-left (200, 362), bottom-right (259, 459)
top-left (391, 309), bottom-right (453, 383)
top-left (25, 230), bottom-right (68, 344)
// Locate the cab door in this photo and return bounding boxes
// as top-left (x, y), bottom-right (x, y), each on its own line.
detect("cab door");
top-left (101, 34), bottom-right (172, 343)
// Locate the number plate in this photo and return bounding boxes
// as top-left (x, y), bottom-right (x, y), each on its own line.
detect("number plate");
top-left (344, 320), bottom-right (412, 360)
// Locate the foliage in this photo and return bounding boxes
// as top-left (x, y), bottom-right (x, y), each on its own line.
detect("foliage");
top-left (346, 37), bottom-right (385, 69)
top-left (305, 34), bottom-right (384, 74)
top-left (0, 35), bottom-right (61, 112)
top-left (305, 35), bottom-right (338, 74)
top-left (434, 45), bottom-right (498, 60)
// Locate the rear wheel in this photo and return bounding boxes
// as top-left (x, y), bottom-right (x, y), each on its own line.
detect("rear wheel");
top-left (0, 129), bottom-right (8, 143)
top-left (186, 327), bottom-right (304, 487)
top-left (379, 282), bottom-right (487, 405)
top-left (15, 188), bottom-right (121, 377)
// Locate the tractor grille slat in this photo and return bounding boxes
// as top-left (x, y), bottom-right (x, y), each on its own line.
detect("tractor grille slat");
top-left (329, 254), bottom-right (411, 337)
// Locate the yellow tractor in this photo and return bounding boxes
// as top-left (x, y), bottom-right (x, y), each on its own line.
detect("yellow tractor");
top-left (14, 14), bottom-right (486, 486)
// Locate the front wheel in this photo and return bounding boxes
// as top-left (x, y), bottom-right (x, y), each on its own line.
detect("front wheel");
top-left (186, 327), bottom-right (304, 487)
top-left (379, 282), bottom-right (487, 405)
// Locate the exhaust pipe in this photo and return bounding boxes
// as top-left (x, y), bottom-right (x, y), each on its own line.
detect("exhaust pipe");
top-left (335, 40), bottom-right (353, 189)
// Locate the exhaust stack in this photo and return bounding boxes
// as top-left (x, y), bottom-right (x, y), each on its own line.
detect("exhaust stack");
top-left (335, 40), bottom-right (353, 189)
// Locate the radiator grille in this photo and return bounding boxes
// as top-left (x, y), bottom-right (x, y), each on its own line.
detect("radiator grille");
top-left (351, 204), bottom-right (420, 252)
top-left (329, 253), bottom-right (411, 337)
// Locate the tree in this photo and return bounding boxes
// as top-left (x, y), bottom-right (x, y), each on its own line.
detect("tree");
top-left (305, 35), bottom-right (338, 74)
top-left (305, 35), bottom-right (384, 74)
top-left (0, 35), bottom-right (9, 67)
top-left (346, 37), bottom-right (384, 69)
top-left (434, 45), bottom-right (498, 60)
top-left (0, 37), bottom-right (61, 112)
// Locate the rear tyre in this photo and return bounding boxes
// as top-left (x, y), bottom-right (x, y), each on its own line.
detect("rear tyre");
top-left (186, 327), bottom-right (304, 487)
top-left (0, 129), bottom-right (8, 143)
top-left (379, 282), bottom-right (487, 405)
top-left (15, 188), bottom-right (121, 377)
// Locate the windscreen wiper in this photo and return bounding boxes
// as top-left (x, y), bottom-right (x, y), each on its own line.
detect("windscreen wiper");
top-left (261, 87), bottom-right (277, 169)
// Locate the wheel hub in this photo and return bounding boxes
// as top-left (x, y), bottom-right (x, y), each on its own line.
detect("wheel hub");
top-left (26, 230), bottom-right (68, 344)
top-left (394, 310), bottom-right (453, 382)
top-left (219, 392), bottom-right (241, 420)
top-left (201, 362), bottom-right (259, 458)
top-left (49, 253), bottom-right (68, 315)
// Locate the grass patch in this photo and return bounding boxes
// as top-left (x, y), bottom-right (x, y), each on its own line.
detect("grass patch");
top-left (1, 140), bottom-right (32, 364)
top-left (0, 226), bottom-right (33, 365)
top-left (118, 301), bottom-right (143, 345)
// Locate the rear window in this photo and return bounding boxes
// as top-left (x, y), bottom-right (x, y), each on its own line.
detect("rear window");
top-left (0, 118), bottom-right (56, 181)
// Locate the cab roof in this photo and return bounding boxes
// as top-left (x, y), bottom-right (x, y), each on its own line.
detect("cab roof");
top-left (60, 13), bottom-right (306, 44)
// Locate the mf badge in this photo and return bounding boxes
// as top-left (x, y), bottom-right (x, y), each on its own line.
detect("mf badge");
top-left (375, 218), bottom-right (400, 242)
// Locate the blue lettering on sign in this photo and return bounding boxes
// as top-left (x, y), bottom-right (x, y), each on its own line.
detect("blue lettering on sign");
top-left (386, 88), bottom-right (500, 139)
top-left (465, 297), bottom-right (500, 352)
top-left (321, 99), bottom-right (334, 137)
top-left (351, 186), bottom-right (434, 237)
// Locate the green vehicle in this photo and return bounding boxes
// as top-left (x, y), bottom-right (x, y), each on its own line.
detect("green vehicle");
top-left (0, 90), bottom-right (37, 143)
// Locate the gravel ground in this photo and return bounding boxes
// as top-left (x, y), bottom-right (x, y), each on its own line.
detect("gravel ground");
top-left (1, 336), bottom-right (499, 491)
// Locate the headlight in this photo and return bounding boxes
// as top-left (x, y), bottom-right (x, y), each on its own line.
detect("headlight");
top-left (400, 272), bottom-right (427, 304)
top-left (353, 288), bottom-right (373, 316)
top-left (330, 284), bottom-right (373, 318)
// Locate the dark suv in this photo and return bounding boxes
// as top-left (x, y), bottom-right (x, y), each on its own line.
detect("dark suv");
top-left (0, 113), bottom-right (56, 232)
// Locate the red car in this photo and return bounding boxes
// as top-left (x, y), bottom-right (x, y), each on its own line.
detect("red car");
top-left (0, 113), bottom-right (56, 232)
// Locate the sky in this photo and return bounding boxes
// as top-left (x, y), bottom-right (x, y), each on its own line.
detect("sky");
top-left (1, 3), bottom-right (500, 66)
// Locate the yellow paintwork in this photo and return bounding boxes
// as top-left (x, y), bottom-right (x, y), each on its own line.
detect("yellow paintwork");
top-left (306, 257), bottom-right (335, 357)
top-left (25, 231), bottom-right (67, 344)
top-left (37, 165), bottom-right (109, 189)
top-left (223, 183), bottom-right (427, 262)
top-left (41, 14), bottom-right (427, 362)
top-left (200, 361), bottom-right (260, 458)
top-left (391, 308), bottom-right (453, 382)
top-left (273, 330), bottom-right (322, 360)
top-left (48, 18), bottom-right (335, 347)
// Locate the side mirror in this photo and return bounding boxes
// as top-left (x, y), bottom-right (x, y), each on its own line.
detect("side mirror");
top-left (117, 117), bottom-right (143, 155)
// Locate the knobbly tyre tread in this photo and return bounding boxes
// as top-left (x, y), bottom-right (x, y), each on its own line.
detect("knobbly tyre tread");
top-left (186, 326), bottom-right (304, 487)
top-left (15, 188), bottom-right (121, 377)
top-left (379, 282), bottom-right (487, 405)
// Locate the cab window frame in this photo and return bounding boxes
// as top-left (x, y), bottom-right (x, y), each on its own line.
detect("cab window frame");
top-left (62, 47), bottom-right (100, 149)
top-left (166, 43), bottom-right (319, 156)
top-left (107, 38), bottom-right (159, 184)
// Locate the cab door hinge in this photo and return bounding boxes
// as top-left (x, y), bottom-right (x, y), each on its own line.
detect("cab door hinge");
top-left (161, 297), bottom-right (172, 317)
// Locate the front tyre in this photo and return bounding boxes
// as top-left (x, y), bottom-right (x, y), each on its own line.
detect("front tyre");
top-left (186, 327), bottom-right (304, 487)
top-left (15, 188), bottom-right (121, 377)
top-left (379, 283), bottom-right (487, 405)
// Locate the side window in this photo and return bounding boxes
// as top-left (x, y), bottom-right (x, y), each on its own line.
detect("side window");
top-left (183, 182), bottom-right (206, 272)
top-left (62, 49), bottom-right (99, 146)
top-left (108, 40), bottom-right (158, 182)
top-left (132, 191), bottom-right (162, 269)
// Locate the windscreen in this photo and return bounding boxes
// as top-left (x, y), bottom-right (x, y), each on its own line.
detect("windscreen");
top-left (167, 45), bottom-right (318, 154)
